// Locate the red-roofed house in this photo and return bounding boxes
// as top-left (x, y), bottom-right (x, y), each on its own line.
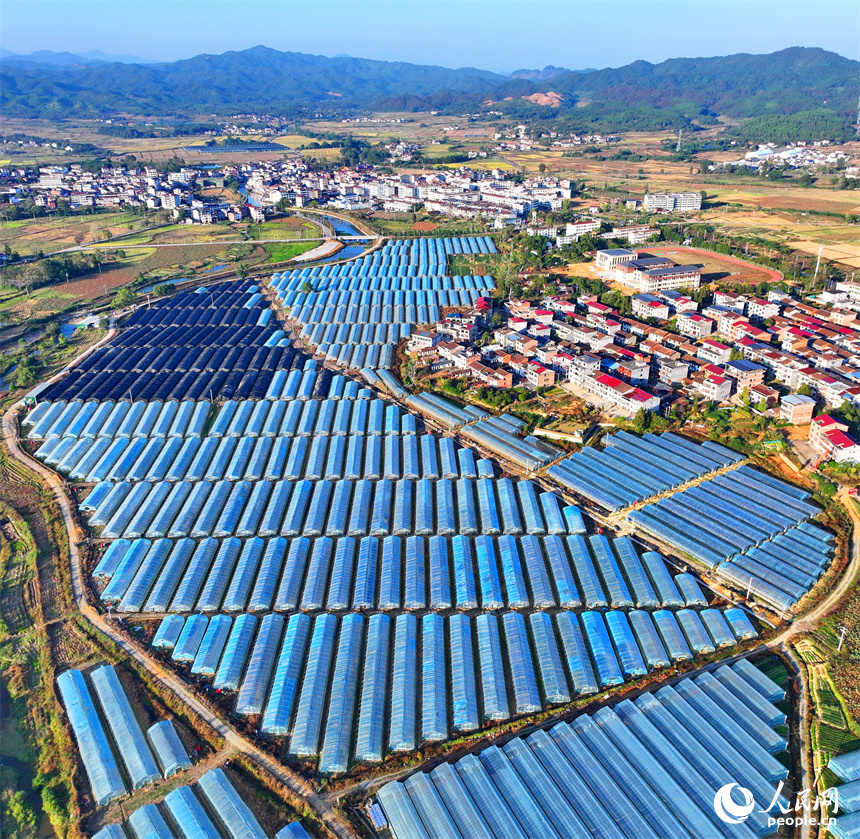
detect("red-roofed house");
top-left (731, 321), bottom-right (772, 343)
top-left (587, 372), bottom-right (661, 414)
top-left (686, 370), bottom-right (733, 402)
top-left (586, 301), bottom-right (614, 316)
top-left (677, 312), bottom-right (715, 339)
top-left (697, 338), bottom-right (732, 365)
top-left (526, 360), bottom-right (556, 387)
top-left (810, 415), bottom-right (860, 462)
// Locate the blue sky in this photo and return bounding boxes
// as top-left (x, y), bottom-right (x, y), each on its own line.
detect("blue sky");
top-left (3, 0), bottom-right (857, 71)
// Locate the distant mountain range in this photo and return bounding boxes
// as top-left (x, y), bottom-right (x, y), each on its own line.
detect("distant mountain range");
top-left (0, 48), bottom-right (157, 65)
top-left (0, 44), bottom-right (856, 138)
top-left (509, 65), bottom-right (584, 81)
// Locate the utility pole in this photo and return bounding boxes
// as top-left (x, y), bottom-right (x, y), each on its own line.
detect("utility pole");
top-left (856, 89), bottom-right (860, 138)
top-left (676, 128), bottom-right (683, 153)
top-left (813, 244), bottom-right (824, 287)
top-left (838, 625), bottom-right (848, 653)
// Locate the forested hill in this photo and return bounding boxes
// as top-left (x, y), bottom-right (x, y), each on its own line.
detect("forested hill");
top-left (1, 44), bottom-right (856, 137)
top-left (0, 45), bottom-right (507, 118)
top-left (542, 47), bottom-right (858, 118)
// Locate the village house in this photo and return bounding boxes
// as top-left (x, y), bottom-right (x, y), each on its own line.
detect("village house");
top-left (725, 359), bottom-right (766, 389)
top-left (632, 294), bottom-right (671, 321)
top-left (780, 394), bottom-right (816, 425)
top-left (809, 415), bottom-right (860, 462)
top-left (526, 360), bottom-right (556, 387)
top-left (686, 370), bottom-right (733, 402)
top-left (585, 372), bottom-right (661, 414)
top-left (697, 339), bottom-right (732, 365)
top-left (677, 312), bottom-right (715, 340)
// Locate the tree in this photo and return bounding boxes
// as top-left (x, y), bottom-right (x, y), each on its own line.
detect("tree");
top-left (300, 281), bottom-right (314, 294)
top-left (632, 408), bottom-right (651, 433)
top-left (14, 356), bottom-right (38, 388)
top-left (236, 262), bottom-right (250, 280)
top-left (99, 316), bottom-right (110, 330)
top-left (6, 791), bottom-right (37, 833)
top-left (113, 287), bottom-right (138, 309)
top-left (798, 383), bottom-right (814, 398)
top-left (729, 348), bottom-right (745, 361)
top-left (151, 282), bottom-right (175, 297)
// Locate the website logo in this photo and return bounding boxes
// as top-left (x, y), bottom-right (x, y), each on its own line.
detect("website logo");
top-left (714, 784), bottom-right (756, 823)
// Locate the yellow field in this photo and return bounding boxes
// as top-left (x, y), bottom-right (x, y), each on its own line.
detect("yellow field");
top-left (708, 186), bottom-right (860, 214)
top-left (790, 241), bottom-right (860, 268)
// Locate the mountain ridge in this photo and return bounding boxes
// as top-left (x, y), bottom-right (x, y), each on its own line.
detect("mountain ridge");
top-left (0, 44), bottom-right (855, 131)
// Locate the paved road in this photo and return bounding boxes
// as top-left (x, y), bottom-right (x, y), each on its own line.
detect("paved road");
top-left (4, 374), bottom-right (357, 839)
top-left (62, 235), bottom-right (379, 253)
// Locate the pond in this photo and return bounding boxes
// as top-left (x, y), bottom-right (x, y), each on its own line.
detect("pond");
top-left (0, 364), bottom-right (16, 393)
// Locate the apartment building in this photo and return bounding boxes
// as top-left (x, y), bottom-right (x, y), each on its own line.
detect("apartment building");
top-left (595, 248), bottom-right (636, 272)
top-left (677, 312), bottom-right (715, 339)
top-left (780, 394), bottom-right (816, 425)
top-left (810, 415), bottom-right (860, 462)
top-left (644, 192), bottom-right (702, 213)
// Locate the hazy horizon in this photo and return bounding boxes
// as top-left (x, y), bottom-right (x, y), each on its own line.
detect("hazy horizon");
top-left (2, 0), bottom-right (858, 73)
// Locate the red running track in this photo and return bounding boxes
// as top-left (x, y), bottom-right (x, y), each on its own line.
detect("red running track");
top-left (641, 244), bottom-right (783, 283)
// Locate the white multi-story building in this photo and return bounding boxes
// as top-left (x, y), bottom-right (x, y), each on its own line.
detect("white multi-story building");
top-left (644, 192), bottom-right (702, 213)
top-left (595, 248), bottom-right (636, 272)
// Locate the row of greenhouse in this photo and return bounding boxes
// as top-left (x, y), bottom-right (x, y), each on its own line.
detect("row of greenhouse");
top-left (288, 294), bottom-right (477, 327)
top-left (299, 319), bottom-right (410, 347)
top-left (269, 236), bottom-right (497, 286)
top-left (628, 463), bottom-right (820, 567)
top-left (714, 526), bottom-right (834, 613)
top-left (151, 609), bottom-right (760, 775)
top-left (126, 304), bottom-right (271, 330)
top-left (36, 279), bottom-right (305, 404)
top-left (276, 285), bottom-right (489, 312)
top-left (43, 430), bottom-right (499, 484)
top-left (271, 237), bottom-right (498, 370)
top-left (41, 365), bottom-right (282, 406)
top-left (30, 400), bottom-right (213, 443)
top-left (626, 467), bottom-right (829, 612)
top-left (129, 301), bottom-right (271, 329)
top-left (112, 323), bottom-right (277, 350)
top-left (92, 532), bottom-right (705, 616)
top-left (32, 395), bottom-right (418, 444)
top-left (70, 342), bottom-right (295, 379)
top-left (315, 341), bottom-right (396, 370)
top-left (83, 476), bottom-right (585, 541)
top-left (91, 768), bottom-right (300, 839)
top-left (135, 283), bottom-right (264, 313)
top-left (547, 430), bottom-right (745, 512)
top-left (56, 665), bottom-right (191, 806)
top-left (376, 658), bottom-right (786, 839)
top-left (25, 372), bottom-right (397, 441)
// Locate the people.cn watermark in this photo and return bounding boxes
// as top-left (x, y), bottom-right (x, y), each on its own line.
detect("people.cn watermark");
top-left (713, 781), bottom-right (840, 830)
